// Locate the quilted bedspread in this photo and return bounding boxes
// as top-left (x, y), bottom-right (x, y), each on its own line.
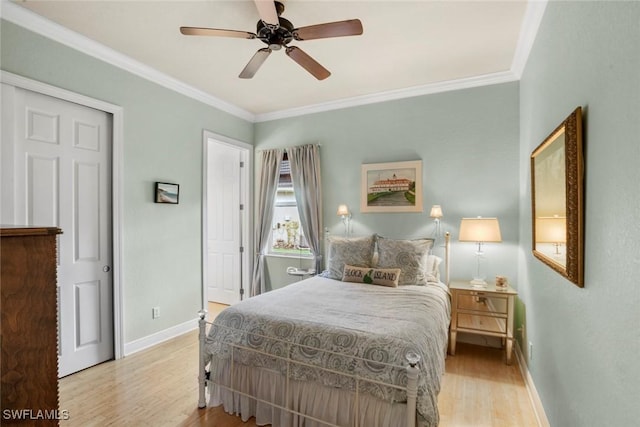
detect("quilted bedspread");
top-left (204, 276), bottom-right (450, 425)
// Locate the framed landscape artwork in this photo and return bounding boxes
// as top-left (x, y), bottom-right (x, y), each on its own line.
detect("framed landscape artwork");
top-left (360, 160), bottom-right (423, 213)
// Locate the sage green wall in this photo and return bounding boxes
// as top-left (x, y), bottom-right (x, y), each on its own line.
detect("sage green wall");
top-left (1, 20), bottom-right (254, 343)
top-left (255, 82), bottom-right (521, 284)
top-left (519, 2), bottom-right (640, 426)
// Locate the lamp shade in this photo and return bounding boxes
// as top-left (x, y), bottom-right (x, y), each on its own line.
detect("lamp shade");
top-left (459, 217), bottom-right (502, 243)
top-left (430, 205), bottom-right (443, 219)
top-left (535, 216), bottom-right (566, 243)
top-left (337, 204), bottom-right (349, 216)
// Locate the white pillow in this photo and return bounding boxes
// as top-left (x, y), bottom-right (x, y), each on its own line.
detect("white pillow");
top-left (426, 254), bottom-right (442, 282)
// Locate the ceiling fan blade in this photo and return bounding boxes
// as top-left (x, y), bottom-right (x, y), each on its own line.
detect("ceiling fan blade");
top-left (239, 48), bottom-right (272, 79)
top-left (254, 0), bottom-right (280, 26)
top-left (293, 19), bottom-right (363, 41)
top-left (285, 46), bottom-right (330, 80)
top-left (180, 27), bottom-right (256, 39)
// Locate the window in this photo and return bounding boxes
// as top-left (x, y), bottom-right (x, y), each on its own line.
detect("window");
top-left (269, 155), bottom-right (312, 257)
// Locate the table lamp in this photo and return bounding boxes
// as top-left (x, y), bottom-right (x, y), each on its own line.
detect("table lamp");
top-left (459, 217), bottom-right (502, 287)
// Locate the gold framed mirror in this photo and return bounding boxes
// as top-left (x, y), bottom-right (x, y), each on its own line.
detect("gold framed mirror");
top-left (531, 107), bottom-right (584, 287)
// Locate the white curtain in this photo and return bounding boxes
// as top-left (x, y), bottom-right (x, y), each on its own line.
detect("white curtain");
top-left (287, 144), bottom-right (323, 273)
top-left (250, 148), bottom-right (283, 297)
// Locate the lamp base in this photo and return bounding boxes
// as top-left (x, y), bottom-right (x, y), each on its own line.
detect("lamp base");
top-left (470, 278), bottom-right (487, 288)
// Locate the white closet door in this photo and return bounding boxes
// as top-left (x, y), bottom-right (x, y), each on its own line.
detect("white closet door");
top-left (3, 86), bottom-right (114, 377)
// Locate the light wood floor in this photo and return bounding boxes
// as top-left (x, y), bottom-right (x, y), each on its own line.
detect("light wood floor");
top-left (60, 304), bottom-right (538, 427)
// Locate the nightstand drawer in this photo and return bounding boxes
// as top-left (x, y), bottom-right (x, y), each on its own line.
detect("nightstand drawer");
top-left (456, 293), bottom-right (509, 315)
top-left (457, 313), bottom-right (506, 334)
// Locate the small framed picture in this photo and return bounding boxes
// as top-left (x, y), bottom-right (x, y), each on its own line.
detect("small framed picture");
top-left (155, 182), bottom-right (179, 204)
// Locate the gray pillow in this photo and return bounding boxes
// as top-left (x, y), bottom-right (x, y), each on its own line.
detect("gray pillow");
top-left (376, 237), bottom-right (434, 285)
top-left (326, 235), bottom-right (376, 280)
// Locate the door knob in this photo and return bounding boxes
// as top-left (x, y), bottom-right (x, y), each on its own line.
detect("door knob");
top-left (103, 265), bottom-right (111, 272)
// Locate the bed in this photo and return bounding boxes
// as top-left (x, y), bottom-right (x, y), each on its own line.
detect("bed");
top-left (198, 233), bottom-right (451, 427)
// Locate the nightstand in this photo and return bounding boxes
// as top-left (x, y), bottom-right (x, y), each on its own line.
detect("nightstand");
top-left (449, 280), bottom-right (517, 365)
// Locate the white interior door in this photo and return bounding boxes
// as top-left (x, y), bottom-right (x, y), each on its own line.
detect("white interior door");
top-left (2, 86), bottom-right (114, 377)
top-left (205, 137), bottom-right (249, 305)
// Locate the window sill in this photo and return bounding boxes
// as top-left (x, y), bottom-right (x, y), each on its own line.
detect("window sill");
top-left (266, 253), bottom-right (314, 260)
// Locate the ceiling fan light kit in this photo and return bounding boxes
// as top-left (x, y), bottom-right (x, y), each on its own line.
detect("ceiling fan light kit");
top-left (180, 0), bottom-right (363, 80)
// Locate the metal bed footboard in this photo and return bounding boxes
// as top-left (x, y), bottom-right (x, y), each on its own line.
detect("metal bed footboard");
top-left (197, 310), bottom-right (422, 427)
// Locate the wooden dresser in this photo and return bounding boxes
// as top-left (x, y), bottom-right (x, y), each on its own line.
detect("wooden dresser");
top-left (1, 226), bottom-right (62, 425)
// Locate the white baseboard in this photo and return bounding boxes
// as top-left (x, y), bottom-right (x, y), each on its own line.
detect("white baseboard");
top-left (515, 342), bottom-right (550, 427)
top-left (123, 318), bottom-right (198, 356)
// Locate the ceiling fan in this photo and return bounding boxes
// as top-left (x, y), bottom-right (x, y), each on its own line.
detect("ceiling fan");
top-left (180, 0), bottom-right (363, 80)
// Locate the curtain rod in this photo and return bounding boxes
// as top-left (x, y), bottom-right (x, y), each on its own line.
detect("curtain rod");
top-left (256, 143), bottom-right (321, 153)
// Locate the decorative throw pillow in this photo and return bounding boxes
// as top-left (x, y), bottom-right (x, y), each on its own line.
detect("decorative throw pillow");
top-left (326, 235), bottom-right (376, 280)
top-left (376, 237), bottom-right (433, 285)
top-left (342, 264), bottom-right (402, 287)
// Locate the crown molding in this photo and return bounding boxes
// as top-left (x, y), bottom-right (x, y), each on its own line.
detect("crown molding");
top-left (511, 0), bottom-right (548, 78)
top-left (2, 0), bottom-right (546, 123)
top-left (254, 70), bottom-right (519, 122)
top-left (0, 0), bottom-right (255, 122)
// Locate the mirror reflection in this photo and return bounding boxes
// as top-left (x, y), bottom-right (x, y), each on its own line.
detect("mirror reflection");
top-left (533, 128), bottom-right (567, 266)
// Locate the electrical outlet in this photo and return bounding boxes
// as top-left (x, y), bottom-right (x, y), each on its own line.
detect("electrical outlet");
top-left (152, 307), bottom-right (160, 319)
top-left (529, 341), bottom-right (533, 360)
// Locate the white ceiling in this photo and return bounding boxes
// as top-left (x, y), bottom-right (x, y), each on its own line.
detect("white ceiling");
top-left (5, 0), bottom-right (545, 121)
